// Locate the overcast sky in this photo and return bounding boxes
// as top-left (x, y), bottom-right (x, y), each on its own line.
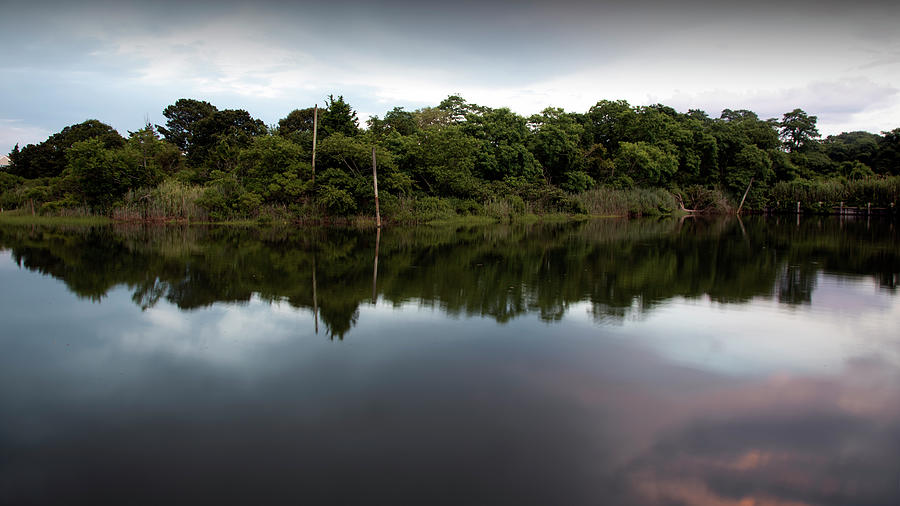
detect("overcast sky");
top-left (2, 0), bottom-right (899, 154)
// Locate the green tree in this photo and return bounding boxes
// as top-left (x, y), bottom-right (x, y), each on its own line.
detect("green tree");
top-left (188, 109), bottom-right (267, 167)
top-left (464, 108), bottom-right (539, 181)
top-left (236, 136), bottom-right (312, 203)
top-left (613, 141), bottom-right (678, 187)
top-left (382, 107), bottom-right (418, 136)
top-left (413, 107), bottom-right (454, 129)
top-left (720, 109), bottom-right (759, 122)
top-left (780, 108), bottom-right (820, 152)
top-left (710, 111), bottom-right (780, 185)
top-left (725, 144), bottom-right (773, 203)
top-left (838, 160), bottom-right (875, 180)
top-left (157, 99), bottom-right (218, 152)
top-left (528, 108), bottom-right (587, 188)
top-left (321, 95), bottom-right (359, 137)
top-left (585, 100), bottom-right (636, 151)
top-left (437, 95), bottom-right (486, 123)
top-left (66, 138), bottom-right (161, 211)
top-left (824, 131), bottom-right (880, 168)
top-left (874, 128), bottom-right (900, 175)
top-left (5, 144), bottom-right (20, 173)
top-left (316, 133), bottom-right (407, 212)
top-left (386, 125), bottom-right (480, 197)
top-left (278, 107), bottom-right (317, 136)
top-left (11, 120), bottom-right (124, 179)
top-left (127, 124), bottom-right (184, 176)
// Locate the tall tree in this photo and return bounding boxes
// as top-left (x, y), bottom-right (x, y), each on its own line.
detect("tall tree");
top-left (186, 109), bottom-right (267, 167)
top-left (528, 108), bottom-right (587, 188)
top-left (464, 108), bottom-right (539, 181)
top-left (613, 141), bottom-right (678, 187)
top-left (585, 100), bottom-right (636, 151)
top-left (321, 95), bottom-right (359, 137)
top-left (278, 107), bottom-right (317, 136)
top-left (157, 99), bottom-right (218, 152)
top-left (874, 128), bottom-right (900, 175)
top-left (382, 107), bottom-right (418, 136)
top-left (823, 131), bottom-right (880, 168)
top-left (437, 95), bottom-right (486, 123)
top-left (127, 124), bottom-right (184, 175)
top-left (780, 109), bottom-right (820, 152)
top-left (5, 144), bottom-right (20, 172)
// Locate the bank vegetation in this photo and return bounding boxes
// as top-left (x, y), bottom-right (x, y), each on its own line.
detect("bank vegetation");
top-left (2, 95), bottom-right (898, 224)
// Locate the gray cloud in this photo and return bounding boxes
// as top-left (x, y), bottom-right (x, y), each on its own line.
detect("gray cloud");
top-left (2, 0), bottom-right (900, 153)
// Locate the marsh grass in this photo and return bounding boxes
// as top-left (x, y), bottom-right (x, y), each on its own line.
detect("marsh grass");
top-left (573, 187), bottom-right (678, 217)
top-left (770, 176), bottom-right (900, 212)
top-left (0, 212), bottom-right (110, 226)
top-left (113, 181), bottom-right (208, 222)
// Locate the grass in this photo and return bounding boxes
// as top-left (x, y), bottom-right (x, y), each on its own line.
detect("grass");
top-left (573, 187), bottom-right (679, 217)
top-left (425, 215), bottom-right (498, 227)
top-left (0, 184), bottom-right (699, 229)
top-left (0, 211), bottom-right (110, 226)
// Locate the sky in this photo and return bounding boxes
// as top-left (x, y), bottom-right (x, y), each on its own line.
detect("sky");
top-left (2, 0), bottom-right (899, 155)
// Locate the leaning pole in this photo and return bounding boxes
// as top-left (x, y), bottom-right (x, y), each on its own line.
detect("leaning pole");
top-left (372, 146), bottom-right (381, 228)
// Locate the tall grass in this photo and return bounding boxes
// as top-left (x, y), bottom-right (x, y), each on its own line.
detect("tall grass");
top-left (113, 181), bottom-right (208, 221)
top-left (770, 176), bottom-right (900, 212)
top-left (573, 187), bottom-right (678, 217)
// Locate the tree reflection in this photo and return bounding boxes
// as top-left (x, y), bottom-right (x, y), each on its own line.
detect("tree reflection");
top-left (1, 216), bottom-right (897, 337)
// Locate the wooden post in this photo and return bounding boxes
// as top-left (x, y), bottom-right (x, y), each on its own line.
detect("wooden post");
top-left (867, 202), bottom-right (872, 215)
top-left (372, 146), bottom-right (381, 228)
top-left (311, 104), bottom-right (318, 186)
top-left (736, 177), bottom-right (753, 215)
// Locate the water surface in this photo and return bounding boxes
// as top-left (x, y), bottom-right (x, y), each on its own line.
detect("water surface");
top-left (1, 217), bottom-right (898, 505)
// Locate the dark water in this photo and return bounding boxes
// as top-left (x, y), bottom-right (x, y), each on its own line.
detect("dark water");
top-left (0, 217), bottom-right (898, 505)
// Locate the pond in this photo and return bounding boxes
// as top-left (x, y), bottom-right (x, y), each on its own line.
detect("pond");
top-left (0, 216), bottom-right (898, 505)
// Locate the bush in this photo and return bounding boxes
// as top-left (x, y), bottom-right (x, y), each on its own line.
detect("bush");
top-left (316, 185), bottom-right (357, 216)
top-left (412, 196), bottom-right (455, 221)
top-left (66, 138), bottom-right (161, 212)
top-left (677, 185), bottom-right (731, 213)
top-left (561, 171), bottom-right (595, 193)
top-left (449, 198), bottom-right (482, 215)
top-left (196, 171), bottom-right (259, 220)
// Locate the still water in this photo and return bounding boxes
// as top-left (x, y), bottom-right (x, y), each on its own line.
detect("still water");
top-left (0, 217), bottom-right (898, 505)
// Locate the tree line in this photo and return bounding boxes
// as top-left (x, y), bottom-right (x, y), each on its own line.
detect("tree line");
top-left (2, 95), bottom-right (899, 219)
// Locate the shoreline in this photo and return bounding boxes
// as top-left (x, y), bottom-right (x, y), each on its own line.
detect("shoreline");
top-left (0, 210), bottom-right (647, 227)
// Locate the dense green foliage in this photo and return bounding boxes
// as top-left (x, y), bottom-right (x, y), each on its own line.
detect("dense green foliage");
top-left (2, 95), bottom-right (899, 220)
top-left (1, 217), bottom-right (896, 338)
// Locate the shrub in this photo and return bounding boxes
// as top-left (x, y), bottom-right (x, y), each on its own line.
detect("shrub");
top-left (316, 185), bottom-right (357, 216)
top-left (412, 196), bottom-right (455, 221)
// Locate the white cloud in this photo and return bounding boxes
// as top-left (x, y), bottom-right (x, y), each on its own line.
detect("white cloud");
top-left (116, 295), bottom-right (315, 367)
top-left (657, 79), bottom-right (898, 134)
top-left (0, 119), bottom-right (51, 153)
